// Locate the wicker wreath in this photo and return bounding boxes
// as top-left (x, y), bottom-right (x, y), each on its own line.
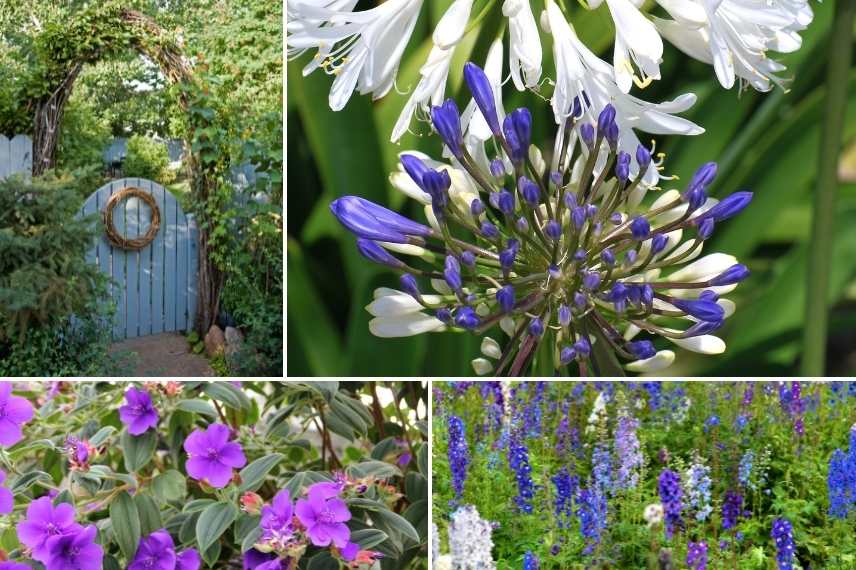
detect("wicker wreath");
top-left (103, 187), bottom-right (161, 250)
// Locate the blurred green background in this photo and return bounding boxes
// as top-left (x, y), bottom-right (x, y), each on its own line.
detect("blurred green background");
top-left (287, 0), bottom-right (856, 376)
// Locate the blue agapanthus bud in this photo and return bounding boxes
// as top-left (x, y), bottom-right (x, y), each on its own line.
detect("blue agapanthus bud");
top-left (586, 204), bottom-right (598, 218)
top-left (602, 248), bottom-right (616, 266)
top-left (616, 151), bottom-right (631, 183)
top-left (628, 340), bottom-right (656, 360)
top-left (641, 284), bottom-right (654, 305)
top-left (558, 304), bottom-right (571, 326)
top-left (504, 108), bottom-right (532, 163)
top-left (455, 306), bottom-right (480, 329)
top-left (463, 62), bottom-right (500, 135)
top-left (583, 272), bottom-right (601, 290)
top-left (636, 145), bottom-right (652, 173)
top-left (624, 249), bottom-right (638, 267)
top-left (574, 291), bottom-right (587, 308)
top-left (698, 217), bottom-right (715, 240)
top-left (400, 273), bottom-right (421, 299)
top-left (529, 318), bottom-right (544, 337)
top-left (572, 206), bottom-right (586, 229)
top-left (709, 264), bottom-right (750, 286)
top-left (516, 217), bottom-right (529, 232)
top-left (500, 246), bottom-right (517, 271)
top-left (444, 255), bottom-right (462, 291)
top-left (580, 123), bottom-right (595, 148)
top-left (330, 196), bottom-right (432, 243)
top-left (470, 198), bottom-right (485, 216)
top-left (550, 171), bottom-right (563, 186)
top-left (605, 122), bottom-right (619, 148)
top-left (574, 337), bottom-right (591, 357)
top-left (460, 250), bottom-right (476, 267)
top-left (671, 297), bottom-right (725, 322)
top-left (431, 100), bottom-right (464, 158)
top-left (630, 216), bottom-right (651, 239)
top-left (546, 220), bottom-right (562, 241)
top-left (682, 319), bottom-right (724, 338)
top-left (691, 162), bottom-right (718, 188)
top-left (436, 308), bottom-right (452, 323)
top-left (703, 191), bottom-right (753, 222)
top-left (400, 153), bottom-right (431, 187)
top-left (564, 192), bottom-right (577, 208)
top-left (685, 186), bottom-right (707, 211)
top-left (699, 290), bottom-right (719, 302)
top-left (489, 158), bottom-right (506, 178)
top-left (481, 221), bottom-right (499, 238)
top-left (597, 104), bottom-right (616, 134)
top-left (422, 169), bottom-right (451, 210)
top-left (357, 238), bottom-right (405, 268)
top-left (549, 264), bottom-right (561, 280)
top-left (520, 177), bottom-right (540, 207)
top-left (651, 233), bottom-right (668, 254)
top-left (497, 285), bottom-right (515, 313)
top-left (498, 190), bottom-right (515, 215)
top-left (560, 347), bottom-right (576, 365)
top-left (574, 249), bottom-right (586, 261)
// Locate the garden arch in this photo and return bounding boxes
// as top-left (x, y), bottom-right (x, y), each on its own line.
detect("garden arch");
top-left (19, 2), bottom-right (222, 333)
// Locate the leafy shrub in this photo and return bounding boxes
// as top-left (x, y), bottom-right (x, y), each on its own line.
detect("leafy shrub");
top-left (56, 95), bottom-right (112, 171)
top-left (39, 163), bottom-right (108, 203)
top-left (123, 134), bottom-right (175, 185)
top-left (0, 175), bottom-right (111, 374)
top-left (0, 381), bottom-right (429, 570)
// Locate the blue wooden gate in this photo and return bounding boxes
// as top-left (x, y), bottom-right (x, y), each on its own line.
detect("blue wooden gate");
top-left (79, 178), bottom-right (198, 340)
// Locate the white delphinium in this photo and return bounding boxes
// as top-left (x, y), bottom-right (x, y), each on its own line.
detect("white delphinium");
top-left (448, 505), bottom-right (497, 570)
top-left (431, 522), bottom-right (440, 568)
top-left (643, 503), bottom-right (665, 527)
top-left (286, 0), bottom-right (424, 111)
top-left (653, 0), bottom-right (813, 91)
top-left (586, 391), bottom-right (609, 434)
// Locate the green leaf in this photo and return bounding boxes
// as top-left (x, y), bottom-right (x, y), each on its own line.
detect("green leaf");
top-left (10, 470), bottom-right (53, 493)
top-left (203, 383), bottom-right (251, 410)
top-left (370, 508), bottom-right (420, 548)
top-left (417, 443), bottom-right (428, 477)
top-left (405, 472), bottom-right (427, 503)
top-left (121, 429), bottom-right (157, 472)
top-left (240, 527), bottom-right (262, 553)
top-left (283, 471), bottom-right (331, 496)
top-left (135, 494), bottom-right (163, 536)
top-left (176, 399), bottom-right (219, 419)
top-left (89, 426), bottom-right (117, 447)
top-left (153, 470), bottom-right (187, 502)
top-left (351, 528), bottom-right (389, 550)
top-left (202, 540), bottom-right (222, 567)
top-left (110, 491), bottom-right (142, 561)
top-left (345, 460), bottom-right (402, 480)
top-left (238, 453), bottom-right (284, 493)
top-left (306, 551), bottom-right (340, 570)
top-left (196, 502), bottom-right (238, 553)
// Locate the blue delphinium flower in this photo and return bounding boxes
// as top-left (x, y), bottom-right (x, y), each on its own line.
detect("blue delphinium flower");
top-left (721, 489), bottom-right (743, 530)
top-left (686, 541), bottom-right (708, 570)
top-left (522, 382), bottom-right (546, 437)
top-left (447, 415), bottom-right (470, 506)
top-left (591, 442), bottom-right (613, 496)
top-left (551, 467), bottom-right (578, 529)
top-left (771, 518), bottom-right (796, 570)
top-left (684, 459), bottom-right (712, 522)
top-left (576, 486), bottom-right (606, 555)
top-left (522, 551), bottom-right (539, 570)
top-left (508, 438), bottom-right (535, 514)
top-left (642, 382), bottom-right (663, 411)
top-left (828, 424), bottom-right (856, 519)
top-left (614, 414), bottom-right (642, 491)
top-left (657, 469), bottom-right (684, 539)
top-left (330, 61), bottom-right (753, 376)
top-left (739, 450), bottom-right (755, 490)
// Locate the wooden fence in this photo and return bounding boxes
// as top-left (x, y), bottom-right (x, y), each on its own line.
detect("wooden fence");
top-left (0, 135), bottom-right (32, 180)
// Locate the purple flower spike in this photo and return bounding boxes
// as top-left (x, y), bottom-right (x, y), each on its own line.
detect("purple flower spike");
top-left (119, 387), bottom-right (159, 436)
top-left (17, 496), bottom-right (83, 562)
top-left (44, 525), bottom-right (103, 570)
top-left (295, 482), bottom-right (352, 548)
top-left (183, 423), bottom-right (247, 488)
top-left (463, 63), bottom-right (501, 135)
top-left (0, 383), bottom-right (35, 447)
top-left (129, 530), bottom-right (177, 570)
top-left (261, 489), bottom-right (294, 541)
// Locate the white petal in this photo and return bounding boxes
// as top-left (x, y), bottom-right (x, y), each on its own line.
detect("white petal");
top-left (481, 337), bottom-right (502, 359)
top-left (432, 279), bottom-right (453, 295)
top-left (667, 335), bottom-right (725, 354)
top-left (369, 313), bottom-right (446, 337)
top-left (625, 350), bottom-right (675, 372)
top-left (432, 0), bottom-right (473, 49)
top-left (472, 357), bottom-right (494, 375)
top-left (500, 316), bottom-right (516, 337)
top-left (668, 252), bottom-right (737, 282)
top-left (424, 204), bottom-right (442, 233)
top-left (377, 241), bottom-right (427, 257)
top-left (389, 171), bottom-right (431, 204)
top-left (623, 323), bottom-right (642, 341)
top-left (366, 291), bottom-right (443, 316)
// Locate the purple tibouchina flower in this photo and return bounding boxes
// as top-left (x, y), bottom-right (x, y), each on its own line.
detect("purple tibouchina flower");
top-left (44, 525), bottom-right (103, 570)
top-left (295, 482), bottom-right (352, 549)
top-left (0, 382), bottom-right (35, 447)
top-left (0, 470), bottom-right (12, 514)
top-left (243, 549), bottom-right (288, 570)
top-left (260, 489), bottom-right (294, 541)
top-left (177, 548), bottom-right (202, 570)
top-left (17, 496), bottom-right (83, 562)
top-left (129, 530), bottom-right (176, 570)
top-left (0, 563), bottom-right (31, 570)
top-left (183, 423), bottom-right (247, 488)
top-left (119, 387), bottom-right (159, 435)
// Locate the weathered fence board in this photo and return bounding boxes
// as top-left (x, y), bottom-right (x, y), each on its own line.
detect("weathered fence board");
top-left (78, 178), bottom-right (198, 341)
top-left (0, 135), bottom-right (32, 180)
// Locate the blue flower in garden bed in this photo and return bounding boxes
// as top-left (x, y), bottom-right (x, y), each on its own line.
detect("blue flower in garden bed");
top-left (330, 61), bottom-right (753, 376)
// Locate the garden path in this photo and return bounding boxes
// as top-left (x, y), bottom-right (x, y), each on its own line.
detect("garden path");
top-left (109, 332), bottom-right (214, 377)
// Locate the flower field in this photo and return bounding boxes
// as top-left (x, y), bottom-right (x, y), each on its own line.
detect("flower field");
top-left (432, 381), bottom-right (856, 569)
top-left (0, 381), bottom-right (428, 569)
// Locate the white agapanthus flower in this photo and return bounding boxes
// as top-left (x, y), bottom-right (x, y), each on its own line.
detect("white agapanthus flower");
top-left (503, 0), bottom-right (543, 90)
top-left (653, 0), bottom-right (813, 91)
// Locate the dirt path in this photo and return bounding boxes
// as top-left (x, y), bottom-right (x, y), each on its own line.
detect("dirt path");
top-left (109, 333), bottom-right (214, 377)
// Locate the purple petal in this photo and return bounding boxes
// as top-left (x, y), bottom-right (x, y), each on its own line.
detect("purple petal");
top-left (128, 414), bottom-right (157, 435)
top-left (52, 502), bottom-right (77, 528)
top-left (205, 424), bottom-right (231, 447)
top-left (218, 442), bottom-right (247, 468)
top-left (341, 542), bottom-right (360, 562)
top-left (325, 498), bottom-right (352, 523)
top-left (307, 524), bottom-right (332, 547)
top-left (307, 482), bottom-right (343, 501)
top-left (272, 489), bottom-right (292, 521)
top-left (183, 430), bottom-right (209, 455)
top-left (326, 522), bottom-right (351, 548)
top-left (185, 457), bottom-right (216, 482)
top-left (5, 395), bottom-right (34, 424)
top-left (294, 499), bottom-right (318, 528)
top-left (204, 463), bottom-right (233, 488)
top-left (177, 549), bottom-right (201, 570)
top-left (0, 487), bottom-right (12, 514)
top-left (0, 419), bottom-right (23, 446)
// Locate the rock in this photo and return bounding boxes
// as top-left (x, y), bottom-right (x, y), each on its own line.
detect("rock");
top-left (224, 326), bottom-right (244, 357)
top-left (204, 325), bottom-right (226, 357)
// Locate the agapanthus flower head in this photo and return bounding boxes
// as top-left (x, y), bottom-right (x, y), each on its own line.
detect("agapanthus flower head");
top-left (43, 524), bottom-right (103, 570)
top-left (295, 482), bottom-right (352, 549)
top-left (183, 423), bottom-right (247, 488)
top-left (119, 387), bottom-right (159, 435)
top-left (0, 382), bottom-right (34, 446)
top-left (331, 62), bottom-right (752, 376)
top-left (16, 496), bottom-right (83, 562)
top-left (771, 517), bottom-right (795, 570)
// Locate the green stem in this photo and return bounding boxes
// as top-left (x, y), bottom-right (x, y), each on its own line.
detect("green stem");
top-left (801, 0), bottom-right (856, 376)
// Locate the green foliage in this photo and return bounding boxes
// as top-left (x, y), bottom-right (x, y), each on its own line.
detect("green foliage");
top-left (56, 94), bottom-right (112, 170)
top-left (123, 134), bottom-right (175, 185)
top-left (0, 174), bottom-right (112, 374)
top-left (433, 381), bottom-right (856, 569)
